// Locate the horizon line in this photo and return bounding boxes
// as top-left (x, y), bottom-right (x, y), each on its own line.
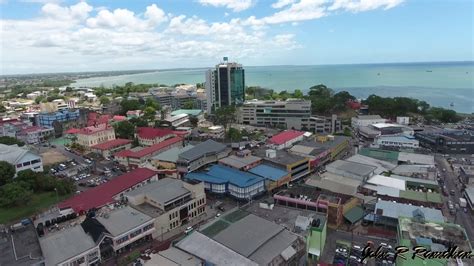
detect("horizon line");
top-left (2, 60), bottom-right (473, 77)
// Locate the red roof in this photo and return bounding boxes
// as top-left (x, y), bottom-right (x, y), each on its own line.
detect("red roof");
top-left (91, 138), bottom-right (132, 150)
top-left (269, 130), bottom-right (304, 145)
top-left (87, 113), bottom-right (111, 126)
top-left (112, 115), bottom-right (127, 121)
top-left (58, 168), bottom-right (157, 213)
top-left (77, 124), bottom-right (113, 135)
top-left (114, 136), bottom-right (182, 159)
top-left (64, 128), bottom-right (80, 134)
top-left (136, 127), bottom-right (176, 140)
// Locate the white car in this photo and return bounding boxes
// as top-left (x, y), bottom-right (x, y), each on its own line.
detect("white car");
top-left (184, 227), bottom-right (193, 234)
top-left (216, 213), bottom-right (221, 218)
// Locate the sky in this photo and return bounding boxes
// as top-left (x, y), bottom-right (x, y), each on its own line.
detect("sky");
top-left (0, 0), bottom-right (473, 74)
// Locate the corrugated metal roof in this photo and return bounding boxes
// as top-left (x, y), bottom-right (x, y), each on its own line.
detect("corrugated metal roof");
top-left (185, 164), bottom-right (263, 187)
top-left (248, 164), bottom-right (289, 181)
top-left (375, 200), bottom-right (444, 222)
top-left (179, 140), bottom-right (227, 161)
top-left (367, 175), bottom-right (406, 191)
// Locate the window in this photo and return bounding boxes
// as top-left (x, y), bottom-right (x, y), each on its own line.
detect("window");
top-left (143, 224), bottom-right (154, 232)
top-left (116, 235), bottom-right (129, 244)
top-left (129, 228), bottom-right (142, 238)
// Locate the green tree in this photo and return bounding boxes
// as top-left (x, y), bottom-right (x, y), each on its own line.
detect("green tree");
top-left (0, 104), bottom-right (6, 113)
top-left (35, 95), bottom-right (47, 104)
top-left (54, 179), bottom-right (75, 195)
top-left (183, 101), bottom-right (195, 109)
top-left (0, 182), bottom-right (32, 207)
top-left (293, 89), bottom-right (304, 99)
top-left (189, 116), bottom-right (199, 127)
top-left (99, 95), bottom-right (111, 105)
top-left (114, 120), bottom-right (135, 139)
top-left (129, 117), bottom-right (149, 127)
top-left (213, 106), bottom-right (236, 131)
top-left (227, 127), bottom-right (242, 142)
top-left (145, 98), bottom-right (161, 110)
top-left (0, 136), bottom-right (25, 146)
top-left (120, 99), bottom-right (141, 115)
top-left (308, 84), bottom-right (334, 98)
top-left (143, 106), bottom-right (157, 121)
top-left (0, 161), bottom-right (16, 186)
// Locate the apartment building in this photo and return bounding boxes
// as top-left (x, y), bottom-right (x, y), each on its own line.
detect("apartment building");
top-left (238, 99), bottom-right (311, 130)
top-left (136, 127), bottom-right (177, 146)
top-left (76, 124), bottom-right (116, 148)
top-left (125, 178), bottom-right (206, 235)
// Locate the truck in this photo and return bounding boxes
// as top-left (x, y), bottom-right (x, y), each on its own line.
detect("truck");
top-left (459, 198), bottom-right (467, 208)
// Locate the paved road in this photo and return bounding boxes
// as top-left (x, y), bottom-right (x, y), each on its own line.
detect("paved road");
top-left (435, 155), bottom-right (474, 245)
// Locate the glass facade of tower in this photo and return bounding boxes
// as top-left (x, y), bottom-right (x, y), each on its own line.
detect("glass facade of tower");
top-left (230, 68), bottom-right (245, 105)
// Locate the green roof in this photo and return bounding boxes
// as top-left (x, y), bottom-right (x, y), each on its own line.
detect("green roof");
top-left (171, 109), bottom-right (202, 116)
top-left (359, 148), bottom-right (399, 162)
top-left (399, 190), bottom-right (426, 202)
top-left (399, 190), bottom-right (443, 204)
top-left (343, 206), bottom-right (365, 224)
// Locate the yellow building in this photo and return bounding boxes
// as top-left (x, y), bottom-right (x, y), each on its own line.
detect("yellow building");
top-left (76, 124), bottom-right (116, 148)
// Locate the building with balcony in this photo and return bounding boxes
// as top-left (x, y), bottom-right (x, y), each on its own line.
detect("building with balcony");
top-left (125, 178), bottom-right (206, 236)
top-left (415, 129), bottom-right (474, 154)
top-left (374, 134), bottom-right (419, 149)
top-left (135, 127), bottom-right (177, 146)
top-left (38, 109), bottom-right (80, 128)
top-left (177, 139), bottom-right (230, 174)
top-left (76, 124), bottom-right (116, 148)
top-left (0, 144), bottom-right (43, 174)
top-left (238, 99), bottom-right (311, 130)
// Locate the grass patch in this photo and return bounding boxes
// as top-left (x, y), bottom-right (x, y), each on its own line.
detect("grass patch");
top-left (223, 209), bottom-right (249, 223)
top-left (118, 250), bottom-right (141, 266)
top-left (0, 191), bottom-right (71, 224)
top-left (201, 220), bottom-right (230, 237)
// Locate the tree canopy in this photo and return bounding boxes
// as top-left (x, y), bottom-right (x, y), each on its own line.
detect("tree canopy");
top-left (0, 136), bottom-right (25, 147)
top-left (0, 161), bottom-right (16, 186)
top-left (114, 120), bottom-right (136, 139)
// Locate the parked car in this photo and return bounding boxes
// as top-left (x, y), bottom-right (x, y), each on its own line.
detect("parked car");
top-left (450, 190), bottom-right (456, 196)
top-left (185, 227), bottom-right (193, 234)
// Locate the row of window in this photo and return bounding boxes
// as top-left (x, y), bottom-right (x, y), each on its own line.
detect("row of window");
top-left (16, 158), bottom-right (41, 168)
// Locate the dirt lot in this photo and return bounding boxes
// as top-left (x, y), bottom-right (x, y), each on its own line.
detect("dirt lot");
top-left (40, 149), bottom-right (68, 165)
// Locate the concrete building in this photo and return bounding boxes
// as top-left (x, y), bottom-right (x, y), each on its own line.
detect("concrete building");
top-left (218, 154), bottom-right (262, 171)
top-left (359, 123), bottom-right (414, 141)
top-left (91, 138), bottom-right (132, 158)
top-left (299, 135), bottom-right (350, 162)
top-left (306, 214), bottom-right (328, 262)
top-left (460, 166), bottom-right (474, 185)
top-left (248, 164), bottom-right (291, 191)
top-left (254, 148), bottom-right (311, 182)
top-left (0, 120), bottom-right (54, 144)
top-left (76, 124), bottom-right (115, 148)
top-left (185, 165), bottom-right (265, 200)
top-left (205, 59), bottom-right (245, 113)
top-left (415, 129), bottom-right (474, 154)
top-left (125, 178), bottom-right (206, 236)
top-left (39, 225), bottom-right (100, 266)
top-left (177, 140), bottom-right (230, 174)
top-left (325, 160), bottom-right (376, 181)
top-left (238, 99), bottom-right (311, 130)
top-left (150, 145), bottom-right (194, 170)
top-left (0, 144), bottom-right (43, 174)
top-left (372, 200), bottom-right (444, 228)
top-left (114, 137), bottom-right (183, 169)
top-left (374, 134), bottom-right (419, 149)
top-left (164, 113), bottom-right (189, 127)
top-left (308, 115), bottom-right (342, 134)
top-left (176, 212), bottom-right (305, 265)
top-left (351, 115), bottom-right (386, 129)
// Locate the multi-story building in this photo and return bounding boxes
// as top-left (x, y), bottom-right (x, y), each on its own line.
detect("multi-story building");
top-left (177, 139), bottom-right (230, 175)
top-left (125, 178), bottom-right (206, 236)
top-left (415, 129), bottom-right (474, 154)
top-left (38, 109), bottom-right (80, 128)
top-left (91, 138), bottom-right (132, 158)
top-left (114, 136), bottom-right (183, 169)
top-left (254, 148), bottom-right (311, 182)
top-left (0, 119), bottom-right (54, 144)
top-left (238, 99), bottom-right (311, 130)
top-left (351, 115), bottom-right (386, 129)
top-left (0, 144), bottom-right (43, 174)
top-left (308, 115), bottom-right (342, 134)
top-left (205, 58), bottom-right (245, 113)
top-left (374, 134), bottom-right (419, 149)
top-left (76, 124), bottom-right (116, 148)
top-left (136, 127), bottom-right (177, 146)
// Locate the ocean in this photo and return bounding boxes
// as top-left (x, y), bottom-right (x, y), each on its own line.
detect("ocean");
top-left (73, 62), bottom-right (474, 113)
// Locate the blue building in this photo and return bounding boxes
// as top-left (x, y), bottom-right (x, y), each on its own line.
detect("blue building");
top-left (185, 164), bottom-right (265, 200)
top-left (38, 109), bottom-right (80, 128)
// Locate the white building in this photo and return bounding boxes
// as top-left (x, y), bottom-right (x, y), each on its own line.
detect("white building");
top-left (351, 115), bottom-right (386, 129)
top-left (0, 144), bottom-right (43, 174)
top-left (374, 135), bottom-right (419, 149)
top-left (238, 99), bottom-right (311, 130)
top-left (396, 116), bottom-right (410, 125)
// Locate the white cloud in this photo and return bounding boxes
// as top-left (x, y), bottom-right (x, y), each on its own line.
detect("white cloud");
top-left (167, 15), bottom-right (210, 35)
top-left (198, 0), bottom-right (254, 12)
top-left (20, 0), bottom-right (62, 3)
top-left (145, 4), bottom-right (168, 25)
top-left (273, 34), bottom-right (301, 49)
top-left (263, 0), bottom-right (327, 24)
top-left (42, 2), bottom-right (92, 21)
top-left (328, 0), bottom-right (404, 12)
top-left (271, 0), bottom-right (296, 9)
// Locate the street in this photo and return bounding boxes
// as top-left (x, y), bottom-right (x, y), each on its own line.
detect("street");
top-left (435, 155), bottom-right (474, 246)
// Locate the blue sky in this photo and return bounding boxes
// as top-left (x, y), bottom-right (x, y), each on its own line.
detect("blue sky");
top-left (0, 0), bottom-right (473, 74)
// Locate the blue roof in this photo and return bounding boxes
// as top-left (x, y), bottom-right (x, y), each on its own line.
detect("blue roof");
top-left (248, 164), bottom-right (288, 181)
top-left (185, 165), bottom-right (264, 188)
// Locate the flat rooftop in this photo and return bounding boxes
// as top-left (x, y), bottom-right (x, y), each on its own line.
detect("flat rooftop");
top-left (375, 200), bottom-right (444, 223)
top-left (399, 217), bottom-right (471, 251)
top-left (254, 148), bottom-right (307, 166)
top-left (299, 135), bottom-right (350, 150)
top-left (97, 206), bottom-right (153, 236)
top-left (326, 159), bottom-right (377, 179)
top-left (125, 178), bottom-right (191, 206)
top-left (305, 172), bottom-right (362, 196)
top-left (219, 155), bottom-right (262, 169)
top-left (346, 154), bottom-right (397, 174)
top-left (0, 224), bottom-right (43, 266)
top-left (39, 226), bottom-right (96, 266)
